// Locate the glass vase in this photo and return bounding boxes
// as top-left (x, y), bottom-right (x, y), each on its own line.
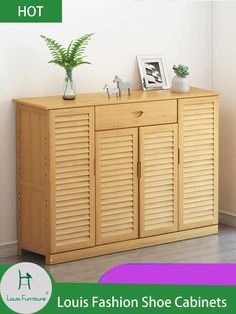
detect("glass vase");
top-left (63, 70), bottom-right (76, 100)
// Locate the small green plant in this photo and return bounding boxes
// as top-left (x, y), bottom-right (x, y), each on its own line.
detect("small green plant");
top-left (41, 33), bottom-right (94, 99)
top-left (173, 64), bottom-right (189, 78)
top-left (41, 33), bottom-right (94, 72)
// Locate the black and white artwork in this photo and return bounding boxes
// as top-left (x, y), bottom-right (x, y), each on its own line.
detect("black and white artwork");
top-left (144, 62), bottom-right (163, 85)
top-left (137, 55), bottom-right (170, 90)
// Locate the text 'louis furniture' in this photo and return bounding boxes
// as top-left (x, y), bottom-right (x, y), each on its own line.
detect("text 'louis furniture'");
top-left (15, 87), bottom-right (218, 264)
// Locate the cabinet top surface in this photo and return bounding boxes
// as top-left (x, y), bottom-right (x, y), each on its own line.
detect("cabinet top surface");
top-left (14, 87), bottom-right (218, 110)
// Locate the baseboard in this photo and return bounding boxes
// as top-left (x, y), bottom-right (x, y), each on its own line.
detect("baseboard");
top-left (219, 211), bottom-right (236, 228)
top-left (0, 241), bottom-right (17, 259)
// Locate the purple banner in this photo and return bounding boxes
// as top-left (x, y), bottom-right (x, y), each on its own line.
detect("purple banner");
top-left (99, 264), bottom-right (236, 285)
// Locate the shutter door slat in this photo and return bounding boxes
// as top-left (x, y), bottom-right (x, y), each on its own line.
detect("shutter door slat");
top-left (179, 98), bottom-right (218, 229)
top-left (140, 124), bottom-right (178, 237)
top-left (96, 128), bottom-right (138, 245)
top-left (51, 108), bottom-right (95, 253)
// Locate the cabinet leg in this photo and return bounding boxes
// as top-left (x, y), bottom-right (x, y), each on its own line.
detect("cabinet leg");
top-left (46, 255), bottom-right (54, 265)
top-left (17, 245), bottom-right (22, 256)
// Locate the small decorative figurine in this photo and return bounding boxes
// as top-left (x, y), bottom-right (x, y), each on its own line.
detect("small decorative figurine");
top-left (103, 84), bottom-right (119, 99)
top-left (113, 75), bottom-right (131, 97)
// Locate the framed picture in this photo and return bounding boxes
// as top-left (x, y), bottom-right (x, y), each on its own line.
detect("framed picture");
top-left (137, 55), bottom-right (170, 90)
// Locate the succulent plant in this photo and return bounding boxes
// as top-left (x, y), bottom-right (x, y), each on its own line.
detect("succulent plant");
top-left (173, 64), bottom-right (189, 78)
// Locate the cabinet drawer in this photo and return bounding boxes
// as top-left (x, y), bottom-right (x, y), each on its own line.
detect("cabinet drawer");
top-left (95, 100), bottom-right (177, 130)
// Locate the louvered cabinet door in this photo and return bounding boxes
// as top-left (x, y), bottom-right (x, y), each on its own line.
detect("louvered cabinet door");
top-left (139, 125), bottom-right (178, 237)
top-left (96, 128), bottom-right (138, 245)
top-left (50, 107), bottom-right (95, 253)
top-left (179, 97), bottom-right (218, 230)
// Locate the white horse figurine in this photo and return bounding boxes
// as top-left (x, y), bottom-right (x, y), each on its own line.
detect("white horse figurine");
top-left (103, 84), bottom-right (119, 99)
top-left (113, 75), bottom-right (131, 97)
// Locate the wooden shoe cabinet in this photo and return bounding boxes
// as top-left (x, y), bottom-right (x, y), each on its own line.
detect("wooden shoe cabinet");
top-left (15, 87), bottom-right (218, 264)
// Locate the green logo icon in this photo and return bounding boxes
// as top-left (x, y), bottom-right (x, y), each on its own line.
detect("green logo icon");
top-left (18, 270), bottom-right (33, 290)
top-left (1, 262), bottom-right (52, 313)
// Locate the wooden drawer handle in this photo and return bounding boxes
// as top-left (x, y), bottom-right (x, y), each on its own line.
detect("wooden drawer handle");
top-left (133, 110), bottom-right (143, 118)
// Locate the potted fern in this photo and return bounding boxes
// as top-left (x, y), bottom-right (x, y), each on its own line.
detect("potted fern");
top-left (172, 64), bottom-right (190, 93)
top-left (41, 34), bottom-right (93, 100)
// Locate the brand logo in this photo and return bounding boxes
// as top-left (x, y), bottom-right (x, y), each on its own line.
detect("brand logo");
top-left (0, 262), bottom-right (52, 314)
top-left (18, 270), bottom-right (33, 290)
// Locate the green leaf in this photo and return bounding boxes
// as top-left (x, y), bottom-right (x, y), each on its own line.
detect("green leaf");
top-left (173, 64), bottom-right (190, 78)
top-left (41, 35), bottom-right (67, 63)
top-left (68, 33), bottom-right (94, 63)
top-left (41, 33), bottom-right (93, 71)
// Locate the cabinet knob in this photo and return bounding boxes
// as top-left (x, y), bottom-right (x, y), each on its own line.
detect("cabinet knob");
top-left (133, 110), bottom-right (143, 118)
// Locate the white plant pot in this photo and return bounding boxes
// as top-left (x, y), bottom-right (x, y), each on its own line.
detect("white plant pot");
top-left (172, 76), bottom-right (189, 93)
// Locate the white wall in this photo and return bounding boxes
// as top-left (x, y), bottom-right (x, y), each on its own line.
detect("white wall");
top-left (0, 0), bottom-right (212, 246)
top-left (213, 2), bottom-right (236, 217)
